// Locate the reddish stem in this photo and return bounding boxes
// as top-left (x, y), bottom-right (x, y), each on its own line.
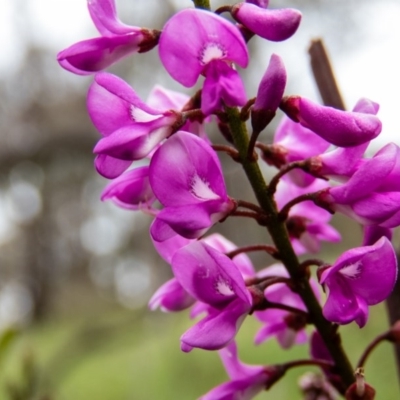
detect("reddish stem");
top-left (227, 244), bottom-right (279, 260)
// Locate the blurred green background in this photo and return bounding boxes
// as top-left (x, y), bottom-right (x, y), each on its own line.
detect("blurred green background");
top-left (1, 0), bottom-right (400, 399)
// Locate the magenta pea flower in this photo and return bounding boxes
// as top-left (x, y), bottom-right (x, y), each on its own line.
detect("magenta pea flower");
top-left (276, 180), bottom-right (340, 255)
top-left (87, 73), bottom-right (181, 178)
top-left (251, 54), bottom-right (287, 134)
top-left (280, 96), bottom-right (382, 147)
top-left (308, 98), bottom-right (379, 180)
top-left (149, 278), bottom-right (195, 313)
top-left (150, 131), bottom-right (235, 240)
top-left (200, 341), bottom-right (275, 400)
top-left (255, 264), bottom-right (320, 348)
top-left (319, 237), bottom-right (397, 327)
top-left (321, 142), bottom-right (400, 228)
top-left (159, 8), bottom-right (249, 115)
top-left (171, 241), bottom-right (252, 351)
top-left (231, 2), bottom-right (302, 42)
top-left (100, 166), bottom-right (156, 211)
top-left (57, 0), bottom-right (159, 75)
top-left (150, 233), bottom-right (256, 317)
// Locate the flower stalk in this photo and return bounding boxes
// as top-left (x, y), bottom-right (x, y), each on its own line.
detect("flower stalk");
top-left (225, 105), bottom-right (355, 389)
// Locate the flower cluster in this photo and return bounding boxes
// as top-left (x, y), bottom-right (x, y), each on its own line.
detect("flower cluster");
top-left (58, 0), bottom-right (399, 398)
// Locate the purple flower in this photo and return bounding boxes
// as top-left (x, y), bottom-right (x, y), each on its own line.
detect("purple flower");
top-left (100, 166), bottom-right (156, 211)
top-left (149, 131), bottom-right (235, 239)
top-left (275, 180), bottom-right (340, 255)
top-left (323, 143), bottom-right (400, 228)
top-left (232, 2), bottom-right (302, 42)
top-left (308, 98), bottom-right (379, 180)
top-left (199, 341), bottom-right (273, 400)
top-left (251, 54), bottom-right (287, 134)
top-left (280, 96), bottom-right (382, 147)
top-left (171, 242), bottom-right (252, 351)
top-left (255, 264), bottom-right (320, 348)
top-left (320, 237), bottom-right (397, 327)
top-left (57, 0), bottom-right (159, 75)
top-left (87, 73), bottom-right (181, 178)
top-left (158, 9), bottom-right (249, 115)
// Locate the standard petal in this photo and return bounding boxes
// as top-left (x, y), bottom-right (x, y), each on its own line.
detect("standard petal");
top-left (149, 131), bottom-right (228, 206)
top-left (88, 73), bottom-right (160, 135)
top-left (322, 275), bottom-right (368, 326)
top-left (159, 9), bottom-right (248, 87)
top-left (233, 3), bottom-right (302, 41)
top-left (337, 238), bottom-right (397, 305)
top-left (171, 242), bottom-right (250, 306)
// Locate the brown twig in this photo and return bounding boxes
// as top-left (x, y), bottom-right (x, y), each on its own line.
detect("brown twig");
top-left (357, 332), bottom-right (390, 369)
top-left (308, 39), bottom-right (346, 110)
top-left (227, 244), bottom-right (279, 260)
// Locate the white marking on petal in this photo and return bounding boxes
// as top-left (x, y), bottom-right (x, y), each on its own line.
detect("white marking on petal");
top-left (339, 261), bottom-right (362, 279)
top-left (216, 278), bottom-right (234, 296)
top-left (130, 106), bottom-right (160, 122)
top-left (200, 43), bottom-right (227, 65)
top-left (190, 175), bottom-right (220, 200)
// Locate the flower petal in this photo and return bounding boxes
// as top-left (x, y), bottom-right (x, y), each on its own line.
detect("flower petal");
top-left (148, 278), bottom-right (195, 312)
top-left (100, 166), bottom-right (156, 210)
top-left (171, 241), bottom-right (251, 306)
top-left (149, 131), bottom-right (229, 206)
top-left (233, 3), bottom-right (302, 42)
top-left (322, 275), bottom-right (368, 326)
top-left (281, 96), bottom-right (382, 147)
top-left (57, 34), bottom-right (143, 75)
top-left (159, 9), bottom-right (248, 87)
top-left (94, 123), bottom-right (172, 161)
top-left (180, 298), bottom-right (250, 350)
top-left (88, 0), bottom-right (139, 35)
top-left (94, 154), bottom-right (131, 178)
top-left (88, 73), bottom-right (160, 136)
top-left (201, 60), bottom-right (247, 115)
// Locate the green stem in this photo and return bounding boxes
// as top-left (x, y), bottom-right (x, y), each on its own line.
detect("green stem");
top-left (226, 106), bottom-right (355, 390)
top-left (192, 0), bottom-right (210, 10)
